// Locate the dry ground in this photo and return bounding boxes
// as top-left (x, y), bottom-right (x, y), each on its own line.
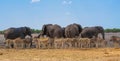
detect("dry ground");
top-left (0, 48), bottom-right (119, 61)
top-left (0, 33), bottom-right (120, 61)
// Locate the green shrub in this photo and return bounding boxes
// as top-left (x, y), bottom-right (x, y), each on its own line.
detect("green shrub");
top-left (31, 29), bottom-right (41, 33)
top-left (105, 28), bottom-right (120, 33)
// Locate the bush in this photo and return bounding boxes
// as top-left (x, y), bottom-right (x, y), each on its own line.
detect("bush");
top-left (31, 29), bottom-right (41, 33)
top-left (0, 31), bottom-right (4, 34)
top-left (105, 28), bottom-right (120, 33)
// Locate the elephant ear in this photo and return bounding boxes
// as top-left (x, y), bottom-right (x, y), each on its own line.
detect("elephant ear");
top-left (73, 23), bottom-right (82, 33)
top-left (42, 24), bottom-right (47, 35)
top-left (25, 27), bottom-right (32, 37)
top-left (42, 24), bottom-right (52, 35)
top-left (25, 27), bottom-right (32, 33)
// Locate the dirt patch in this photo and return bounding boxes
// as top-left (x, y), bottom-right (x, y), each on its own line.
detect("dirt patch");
top-left (0, 48), bottom-right (119, 61)
top-left (0, 33), bottom-right (120, 61)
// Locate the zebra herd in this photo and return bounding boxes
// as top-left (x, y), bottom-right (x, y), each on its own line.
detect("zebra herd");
top-left (5, 35), bottom-right (107, 49)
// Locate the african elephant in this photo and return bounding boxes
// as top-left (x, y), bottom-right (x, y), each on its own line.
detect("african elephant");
top-left (40, 24), bottom-right (64, 38)
top-left (65, 23), bottom-right (82, 38)
top-left (4, 27), bottom-right (32, 39)
top-left (80, 26), bottom-right (105, 39)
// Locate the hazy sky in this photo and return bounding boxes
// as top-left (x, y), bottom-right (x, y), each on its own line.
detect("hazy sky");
top-left (0, 0), bottom-right (120, 30)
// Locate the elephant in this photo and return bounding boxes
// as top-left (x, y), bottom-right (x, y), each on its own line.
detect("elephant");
top-left (80, 26), bottom-right (105, 39)
top-left (65, 23), bottom-right (82, 38)
top-left (4, 26), bottom-right (32, 40)
top-left (40, 24), bottom-right (64, 38)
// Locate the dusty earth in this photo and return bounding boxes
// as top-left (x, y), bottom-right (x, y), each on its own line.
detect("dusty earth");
top-left (0, 48), bottom-right (120, 61)
top-left (0, 33), bottom-right (120, 61)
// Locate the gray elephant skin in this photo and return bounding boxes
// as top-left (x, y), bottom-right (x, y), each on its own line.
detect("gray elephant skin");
top-left (65, 23), bottom-right (82, 38)
top-left (4, 27), bottom-right (32, 39)
top-left (80, 26), bottom-right (105, 39)
top-left (41, 24), bottom-right (64, 38)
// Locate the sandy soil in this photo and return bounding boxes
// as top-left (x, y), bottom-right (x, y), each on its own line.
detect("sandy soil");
top-left (0, 33), bottom-right (120, 61)
top-left (0, 48), bottom-right (120, 61)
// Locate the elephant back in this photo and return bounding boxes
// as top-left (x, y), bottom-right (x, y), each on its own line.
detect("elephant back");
top-left (65, 23), bottom-right (82, 38)
top-left (4, 27), bottom-right (32, 39)
top-left (73, 23), bottom-right (82, 33)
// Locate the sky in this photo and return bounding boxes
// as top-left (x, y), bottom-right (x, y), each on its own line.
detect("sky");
top-left (0, 0), bottom-right (120, 30)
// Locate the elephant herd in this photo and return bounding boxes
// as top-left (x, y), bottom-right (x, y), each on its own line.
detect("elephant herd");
top-left (39, 23), bottom-right (104, 39)
top-left (3, 23), bottom-right (106, 49)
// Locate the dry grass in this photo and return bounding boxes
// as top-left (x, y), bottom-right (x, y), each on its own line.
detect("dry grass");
top-left (0, 34), bottom-right (120, 61)
top-left (0, 48), bottom-right (119, 61)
